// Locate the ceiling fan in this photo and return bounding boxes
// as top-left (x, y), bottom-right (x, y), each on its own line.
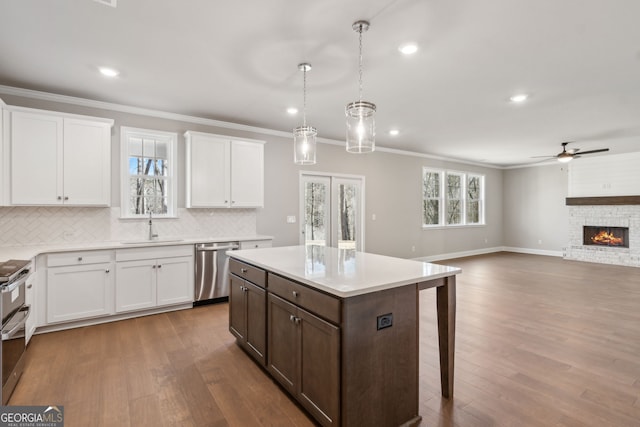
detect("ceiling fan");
top-left (533, 142), bottom-right (610, 163)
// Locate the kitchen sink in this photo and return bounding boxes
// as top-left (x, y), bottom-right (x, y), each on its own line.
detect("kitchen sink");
top-left (120, 238), bottom-right (184, 245)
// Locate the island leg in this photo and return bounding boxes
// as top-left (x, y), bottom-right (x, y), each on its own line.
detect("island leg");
top-left (436, 275), bottom-right (456, 398)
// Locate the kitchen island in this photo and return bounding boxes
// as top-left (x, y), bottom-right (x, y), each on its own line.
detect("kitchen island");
top-left (228, 245), bottom-right (461, 427)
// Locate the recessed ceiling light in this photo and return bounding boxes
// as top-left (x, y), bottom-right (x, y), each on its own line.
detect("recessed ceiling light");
top-left (287, 107), bottom-right (298, 115)
top-left (98, 67), bottom-right (120, 77)
top-left (509, 93), bottom-right (529, 103)
top-left (399, 44), bottom-right (418, 55)
top-left (389, 129), bottom-right (400, 136)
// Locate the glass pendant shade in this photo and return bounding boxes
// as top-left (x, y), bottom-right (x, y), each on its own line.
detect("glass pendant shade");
top-left (294, 125), bottom-right (317, 164)
top-left (346, 101), bottom-right (376, 153)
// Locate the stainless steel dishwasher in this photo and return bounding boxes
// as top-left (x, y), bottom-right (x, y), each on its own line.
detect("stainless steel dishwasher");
top-left (194, 242), bottom-right (239, 305)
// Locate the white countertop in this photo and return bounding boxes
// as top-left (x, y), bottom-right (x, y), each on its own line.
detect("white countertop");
top-left (229, 245), bottom-right (461, 298)
top-left (0, 235), bottom-right (273, 262)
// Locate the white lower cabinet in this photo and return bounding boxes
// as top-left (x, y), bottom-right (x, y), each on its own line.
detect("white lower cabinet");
top-left (47, 260), bottom-right (115, 324)
top-left (115, 246), bottom-right (194, 313)
top-left (115, 259), bottom-right (156, 312)
top-left (42, 246), bottom-right (194, 329)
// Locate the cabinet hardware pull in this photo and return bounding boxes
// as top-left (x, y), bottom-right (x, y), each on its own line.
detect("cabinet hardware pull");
top-left (105, 269), bottom-right (110, 273)
top-left (294, 317), bottom-right (300, 325)
top-left (292, 291), bottom-right (299, 297)
top-left (64, 196), bottom-right (69, 201)
top-left (27, 284), bottom-right (33, 289)
top-left (224, 200), bottom-right (228, 203)
top-left (240, 268), bottom-right (248, 273)
top-left (152, 265), bottom-right (156, 269)
top-left (290, 314), bottom-right (296, 323)
top-left (78, 257), bottom-right (83, 261)
top-left (57, 196), bottom-right (62, 200)
top-left (158, 265), bottom-right (162, 269)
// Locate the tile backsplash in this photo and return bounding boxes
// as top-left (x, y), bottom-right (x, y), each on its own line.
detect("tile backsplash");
top-left (0, 207), bottom-right (257, 247)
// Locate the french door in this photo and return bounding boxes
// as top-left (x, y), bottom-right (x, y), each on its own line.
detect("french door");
top-left (299, 173), bottom-right (364, 250)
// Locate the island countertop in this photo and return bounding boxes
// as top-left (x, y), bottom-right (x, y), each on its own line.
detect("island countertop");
top-left (228, 245), bottom-right (462, 298)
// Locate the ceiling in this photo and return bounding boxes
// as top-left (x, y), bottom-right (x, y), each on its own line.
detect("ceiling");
top-left (1, 0), bottom-right (640, 167)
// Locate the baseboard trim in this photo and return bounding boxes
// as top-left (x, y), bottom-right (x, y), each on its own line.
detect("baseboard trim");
top-left (414, 246), bottom-right (563, 262)
top-left (501, 246), bottom-right (564, 257)
top-left (413, 247), bottom-right (502, 262)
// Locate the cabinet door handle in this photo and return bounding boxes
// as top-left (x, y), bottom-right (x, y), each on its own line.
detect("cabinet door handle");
top-left (292, 291), bottom-right (299, 298)
top-left (152, 265), bottom-right (156, 269)
top-left (105, 269), bottom-right (110, 273)
top-left (64, 196), bottom-right (69, 201)
top-left (289, 314), bottom-right (296, 323)
top-left (240, 268), bottom-right (248, 273)
top-left (224, 200), bottom-right (228, 203)
top-left (78, 257), bottom-right (83, 261)
top-left (57, 196), bottom-right (62, 200)
top-left (157, 264), bottom-right (162, 269)
top-left (27, 284), bottom-right (33, 289)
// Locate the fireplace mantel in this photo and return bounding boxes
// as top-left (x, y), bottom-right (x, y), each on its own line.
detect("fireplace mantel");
top-left (565, 196), bottom-right (640, 206)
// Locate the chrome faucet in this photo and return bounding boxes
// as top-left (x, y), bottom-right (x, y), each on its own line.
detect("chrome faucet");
top-left (148, 210), bottom-right (158, 240)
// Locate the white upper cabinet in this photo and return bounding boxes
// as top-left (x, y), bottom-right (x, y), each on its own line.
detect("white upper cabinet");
top-left (230, 139), bottom-right (264, 207)
top-left (9, 108), bottom-right (113, 206)
top-left (185, 131), bottom-right (264, 208)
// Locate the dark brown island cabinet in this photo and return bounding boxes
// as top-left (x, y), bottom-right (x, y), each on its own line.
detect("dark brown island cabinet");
top-left (228, 246), bottom-right (460, 427)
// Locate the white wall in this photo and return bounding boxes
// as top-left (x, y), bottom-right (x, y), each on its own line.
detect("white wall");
top-left (503, 164), bottom-right (569, 254)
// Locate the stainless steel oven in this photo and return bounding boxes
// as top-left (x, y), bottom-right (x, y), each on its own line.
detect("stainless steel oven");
top-left (0, 259), bottom-right (32, 405)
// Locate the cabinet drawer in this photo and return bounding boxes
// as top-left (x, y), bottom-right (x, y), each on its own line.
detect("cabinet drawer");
top-left (115, 245), bottom-right (193, 262)
top-left (229, 258), bottom-right (266, 288)
top-left (268, 273), bottom-right (340, 325)
top-left (47, 250), bottom-right (113, 267)
top-left (239, 239), bottom-right (272, 250)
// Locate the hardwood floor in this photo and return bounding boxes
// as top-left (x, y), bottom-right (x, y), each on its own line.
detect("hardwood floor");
top-left (10, 252), bottom-right (640, 426)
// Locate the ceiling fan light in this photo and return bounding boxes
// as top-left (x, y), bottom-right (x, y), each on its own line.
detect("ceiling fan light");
top-left (557, 154), bottom-right (573, 163)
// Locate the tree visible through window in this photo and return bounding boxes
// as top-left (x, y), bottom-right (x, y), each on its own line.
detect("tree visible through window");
top-left (422, 168), bottom-right (484, 227)
top-left (422, 170), bottom-right (440, 225)
top-left (466, 175), bottom-right (482, 224)
top-left (446, 173), bottom-right (462, 225)
top-left (304, 182), bottom-right (327, 244)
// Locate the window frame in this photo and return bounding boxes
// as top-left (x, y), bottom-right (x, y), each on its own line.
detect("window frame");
top-left (120, 126), bottom-right (178, 219)
top-left (422, 167), bottom-right (485, 229)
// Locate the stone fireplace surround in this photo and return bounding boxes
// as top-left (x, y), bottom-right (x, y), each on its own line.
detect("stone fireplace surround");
top-left (565, 197), bottom-right (640, 267)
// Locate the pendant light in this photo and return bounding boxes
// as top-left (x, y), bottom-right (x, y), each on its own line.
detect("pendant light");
top-left (293, 63), bottom-right (317, 165)
top-left (346, 20), bottom-right (376, 153)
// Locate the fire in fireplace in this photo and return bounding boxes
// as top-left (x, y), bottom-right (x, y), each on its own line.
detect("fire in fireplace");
top-left (583, 226), bottom-right (629, 248)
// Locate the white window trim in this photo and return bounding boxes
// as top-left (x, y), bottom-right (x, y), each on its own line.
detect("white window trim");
top-left (120, 126), bottom-right (178, 219)
top-left (422, 167), bottom-right (485, 228)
